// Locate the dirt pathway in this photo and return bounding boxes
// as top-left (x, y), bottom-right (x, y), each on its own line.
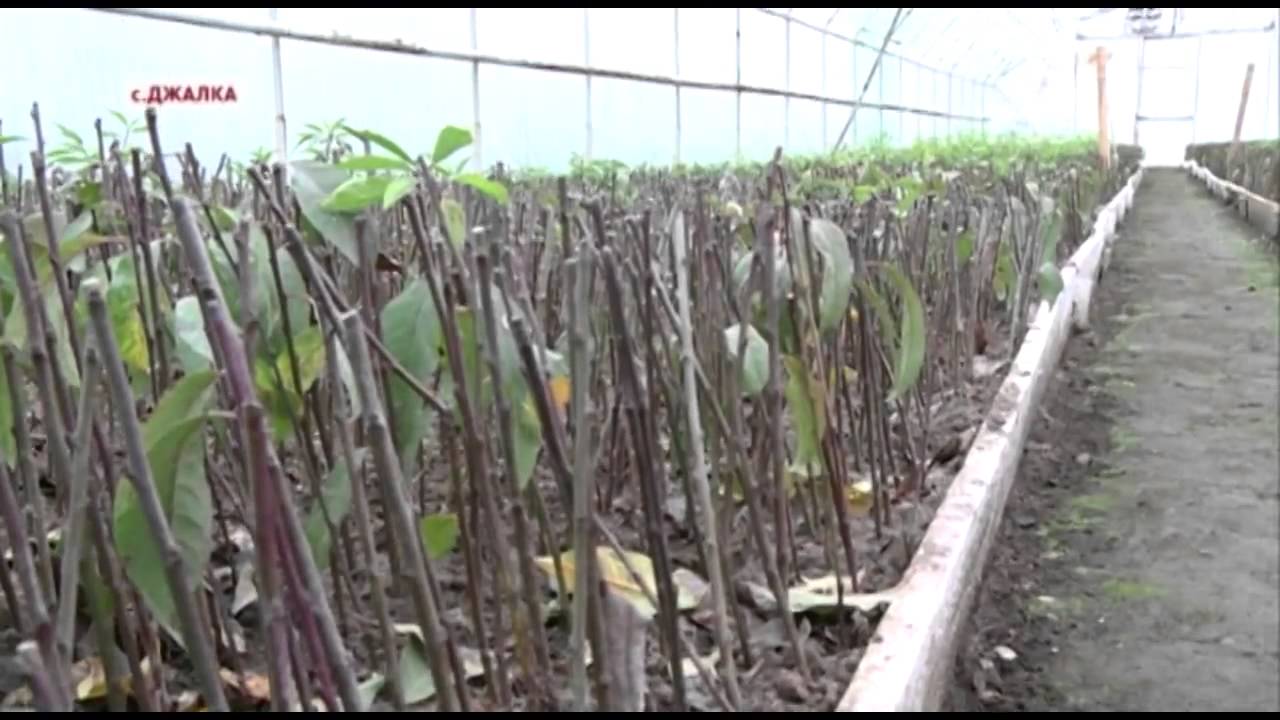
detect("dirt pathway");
top-left (949, 168), bottom-right (1280, 712)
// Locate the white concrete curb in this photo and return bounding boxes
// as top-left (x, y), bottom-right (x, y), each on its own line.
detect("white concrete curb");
top-left (836, 165), bottom-right (1145, 712)
top-left (1183, 159), bottom-right (1279, 239)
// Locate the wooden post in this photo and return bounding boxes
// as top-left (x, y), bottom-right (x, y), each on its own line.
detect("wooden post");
top-left (1088, 46), bottom-right (1111, 170)
top-left (1227, 63), bottom-right (1256, 169)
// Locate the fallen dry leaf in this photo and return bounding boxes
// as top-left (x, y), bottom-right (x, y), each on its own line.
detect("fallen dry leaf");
top-left (219, 669), bottom-right (271, 704)
top-left (534, 546), bottom-right (702, 620)
top-left (845, 478), bottom-right (874, 516)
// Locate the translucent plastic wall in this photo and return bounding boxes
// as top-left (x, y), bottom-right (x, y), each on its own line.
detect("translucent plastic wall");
top-left (1071, 14), bottom-right (1279, 165)
top-left (0, 8), bottom-right (992, 175)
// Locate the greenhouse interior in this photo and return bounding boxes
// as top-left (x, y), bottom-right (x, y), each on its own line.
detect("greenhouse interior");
top-left (0, 6), bottom-right (1277, 714)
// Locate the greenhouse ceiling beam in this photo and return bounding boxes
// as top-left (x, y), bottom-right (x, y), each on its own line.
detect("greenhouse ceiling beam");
top-left (85, 7), bottom-right (988, 124)
top-left (1076, 21), bottom-right (1275, 41)
top-left (830, 7), bottom-right (907, 152)
top-left (751, 7), bottom-right (990, 88)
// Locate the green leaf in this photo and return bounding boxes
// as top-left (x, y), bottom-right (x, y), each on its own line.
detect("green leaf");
top-left (322, 175), bottom-right (392, 214)
top-left (57, 124), bottom-right (85, 147)
top-left (453, 173), bottom-right (509, 205)
top-left (723, 322), bottom-right (768, 396)
top-left (343, 126), bottom-right (413, 165)
top-left (380, 278), bottom-right (442, 473)
top-left (76, 181), bottom-right (103, 208)
top-left (1038, 262), bottom-right (1064, 305)
top-left (144, 371), bottom-right (218, 449)
top-left (782, 355), bottom-right (825, 476)
top-left (173, 296), bottom-right (215, 373)
top-left (442, 198), bottom-right (466, 247)
top-left (55, 233), bottom-right (117, 278)
top-left (61, 211), bottom-right (94, 244)
top-left (398, 637), bottom-right (436, 705)
top-left (881, 263), bottom-right (926, 402)
top-left (432, 126), bottom-right (473, 165)
top-left (106, 256), bottom-right (151, 377)
top-left (337, 155), bottom-right (413, 172)
top-left (382, 176), bottom-right (417, 209)
top-left (510, 379), bottom-right (544, 490)
top-left (305, 449), bottom-right (366, 571)
top-left (115, 373), bottom-right (217, 648)
top-left (419, 513), bottom-right (460, 561)
top-left (0, 135), bottom-right (25, 145)
top-left (290, 160), bottom-right (359, 264)
top-left (993, 245), bottom-right (1015, 302)
top-left (255, 324), bottom-right (328, 441)
top-left (808, 217), bottom-right (853, 333)
top-left (955, 230), bottom-right (974, 265)
top-left (853, 185), bottom-right (877, 203)
top-left (0, 356), bottom-right (15, 465)
top-left (210, 205), bottom-right (238, 233)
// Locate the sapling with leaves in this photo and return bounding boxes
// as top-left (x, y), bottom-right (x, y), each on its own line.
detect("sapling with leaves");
top-left (0, 104), bottom-right (1139, 712)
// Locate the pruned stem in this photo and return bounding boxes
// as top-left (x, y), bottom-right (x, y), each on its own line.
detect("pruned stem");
top-left (672, 209), bottom-right (741, 708)
top-left (341, 310), bottom-right (460, 712)
top-left (83, 276), bottom-right (229, 712)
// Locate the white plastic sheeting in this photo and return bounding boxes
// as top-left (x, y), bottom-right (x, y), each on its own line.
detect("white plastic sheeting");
top-left (0, 8), bottom-right (1274, 174)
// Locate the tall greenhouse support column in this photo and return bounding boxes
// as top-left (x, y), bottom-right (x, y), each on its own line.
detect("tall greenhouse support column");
top-left (470, 8), bottom-right (482, 171)
top-left (269, 8), bottom-right (286, 176)
top-left (674, 8), bottom-right (681, 165)
top-left (583, 8), bottom-right (592, 161)
top-left (1134, 36), bottom-right (1146, 146)
top-left (1191, 37), bottom-right (1203, 143)
top-left (735, 7), bottom-right (742, 159)
top-left (980, 83), bottom-right (987, 136)
top-left (946, 72), bottom-right (953, 136)
top-left (784, 16), bottom-right (791, 149)
top-left (821, 30), bottom-right (827, 146)
top-left (897, 57), bottom-right (904, 141)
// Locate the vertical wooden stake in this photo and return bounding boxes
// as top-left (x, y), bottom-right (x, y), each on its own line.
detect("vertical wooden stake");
top-left (1089, 46), bottom-right (1111, 170)
top-left (1227, 63), bottom-right (1256, 169)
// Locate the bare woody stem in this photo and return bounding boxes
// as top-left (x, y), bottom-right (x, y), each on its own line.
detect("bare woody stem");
top-left (340, 310), bottom-right (461, 712)
top-left (55, 343), bottom-right (103, 658)
top-left (83, 276), bottom-right (229, 713)
top-left (672, 210), bottom-right (741, 708)
top-left (565, 249), bottom-right (598, 711)
top-left (169, 196), bottom-right (291, 710)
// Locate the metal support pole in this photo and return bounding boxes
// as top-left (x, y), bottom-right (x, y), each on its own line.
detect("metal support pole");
top-left (947, 72), bottom-right (953, 136)
top-left (735, 8), bottom-right (742, 159)
top-left (784, 16), bottom-right (791, 150)
top-left (981, 83), bottom-right (987, 136)
top-left (674, 8), bottom-right (681, 165)
top-left (269, 8), bottom-right (287, 178)
top-left (879, 58), bottom-right (885, 139)
top-left (851, 46), bottom-right (858, 145)
top-left (1073, 49), bottom-right (1079, 133)
top-left (1134, 36), bottom-right (1146, 146)
top-left (470, 8), bottom-right (482, 170)
top-left (821, 30), bottom-right (828, 147)
top-left (897, 58), bottom-right (904, 142)
top-left (1192, 37), bottom-right (1202, 143)
top-left (1261, 28), bottom-right (1273, 142)
top-left (584, 8), bottom-right (592, 161)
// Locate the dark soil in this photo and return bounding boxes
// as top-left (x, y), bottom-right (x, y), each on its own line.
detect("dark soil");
top-left (948, 169), bottom-right (1280, 712)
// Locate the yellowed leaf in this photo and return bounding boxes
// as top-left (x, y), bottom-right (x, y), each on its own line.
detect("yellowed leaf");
top-left (219, 669), bottom-right (271, 703)
top-left (73, 657), bottom-right (108, 701)
top-left (548, 375), bottom-right (570, 412)
top-left (2, 686), bottom-right (33, 708)
top-left (534, 546), bottom-right (700, 620)
top-left (846, 478), bottom-right (874, 516)
top-left (174, 689), bottom-right (203, 712)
